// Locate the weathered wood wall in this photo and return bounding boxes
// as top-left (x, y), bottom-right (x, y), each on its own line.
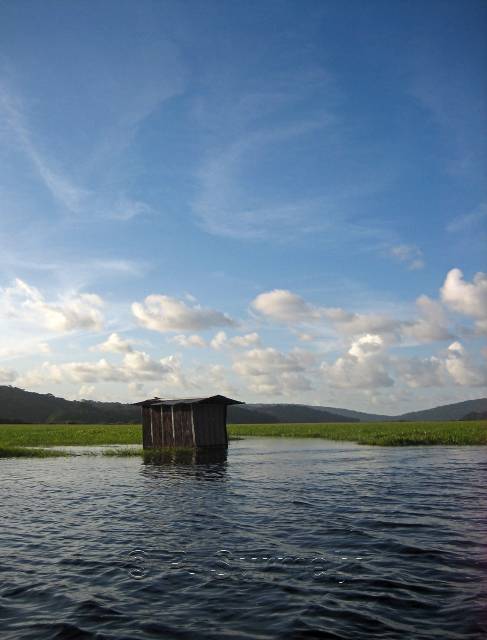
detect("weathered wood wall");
top-left (142, 402), bottom-right (228, 448)
top-left (193, 403), bottom-right (227, 447)
top-left (142, 406), bottom-right (152, 448)
top-left (173, 404), bottom-right (195, 446)
top-left (152, 406), bottom-right (162, 448)
top-left (162, 406), bottom-right (174, 446)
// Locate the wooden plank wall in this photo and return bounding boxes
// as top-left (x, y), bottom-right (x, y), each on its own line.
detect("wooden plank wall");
top-left (143, 403), bottom-right (230, 449)
top-left (162, 406), bottom-right (175, 447)
top-left (194, 403), bottom-right (227, 447)
top-left (151, 407), bottom-right (162, 448)
top-left (173, 405), bottom-right (195, 447)
top-left (142, 406), bottom-right (152, 448)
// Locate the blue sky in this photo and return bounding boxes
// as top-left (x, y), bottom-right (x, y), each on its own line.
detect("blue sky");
top-left (0, 0), bottom-right (486, 413)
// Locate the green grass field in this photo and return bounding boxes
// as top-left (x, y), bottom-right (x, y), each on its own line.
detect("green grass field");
top-left (0, 423), bottom-right (142, 448)
top-left (0, 421), bottom-right (485, 456)
top-left (228, 421), bottom-right (487, 446)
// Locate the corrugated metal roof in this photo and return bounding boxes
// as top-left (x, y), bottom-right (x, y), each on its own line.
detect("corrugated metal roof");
top-left (134, 394), bottom-right (243, 407)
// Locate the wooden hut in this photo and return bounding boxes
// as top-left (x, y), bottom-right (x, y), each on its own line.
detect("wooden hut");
top-left (134, 395), bottom-right (243, 449)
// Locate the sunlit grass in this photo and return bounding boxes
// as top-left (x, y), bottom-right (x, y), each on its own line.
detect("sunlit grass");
top-left (0, 421), bottom-right (485, 452)
top-left (0, 446), bottom-right (71, 458)
top-left (228, 421), bottom-right (487, 445)
top-left (0, 423), bottom-right (141, 448)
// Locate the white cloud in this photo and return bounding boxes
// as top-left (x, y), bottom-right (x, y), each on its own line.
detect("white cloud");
top-left (95, 332), bottom-right (133, 353)
top-left (252, 289), bottom-right (321, 324)
top-left (0, 340), bottom-right (51, 361)
top-left (393, 356), bottom-right (446, 389)
top-left (0, 367), bottom-right (17, 383)
top-left (252, 289), bottom-right (398, 341)
top-left (78, 384), bottom-right (96, 399)
top-left (325, 308), bottom-right (398, 339)
top-left (444, 341), bottom-right (487, 386)
top-left (189, 363), bottom-right (240, 398)
top-left (210, 331), bottom-right (260, 350)
top-left (320, 334), bottom-right (487, 391)
top-left (18, 349), bottom-right (181, 388)
top-left (400, 295), bottom-right (452, 343)
top-left (297, 332), bottom-right (316, 342)
top-left (389, 244), bottom-right (424, 270)
top-left (233, 347), bottom-right (315, 395)
top-left (440, 268), bottom-right (487, 334)
top-left (132, 294), bottom-right (235, 333)
top-left (0, 278), bottom-right (104, 333)
top-left (170, 334), bottom-right (207, 348)
top-left (389, 341), bottom-right (486, 389)
top-left (252, 281), bottom-right (459, 347)
top-left (321, 334), bottom-right (394, 389)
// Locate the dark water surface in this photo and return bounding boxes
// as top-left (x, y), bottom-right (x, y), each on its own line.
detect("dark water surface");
top-left (1, 438), bottom-right (486, 639)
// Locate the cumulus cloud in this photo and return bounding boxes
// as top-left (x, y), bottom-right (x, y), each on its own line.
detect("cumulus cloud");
top-left (0, 367), bottom-right (17, 383)
top-left (169, 334), bottom-right (207, 348)
top-left (387, 341), bottom-right (486, 389)
top-left (444, 341), bottom-right (487, 386)
top-left (321, 334), bottom-right (394, 389)
top-left (252, 289), bottom-right (399, 340)
top-left (389, 244), bottom-right (424, 270)
top-left (252, 282), bottom-right (459, 347)
top-left (400, 295), bottom-right (452, 344)
top-left (0, 340), bottom-right (51, 360)
top-left (0, 278), bottom-right (104, 333)
top-left (233, 347), bottom-right (315, 395)
top-left (251, 289), bottom-right (321, 324)
top-left (95, 332), bottom-right (133, 353)
top-left (132, 294), bottom-right (235, 332)
top-left (325, 308), bottom-right (398, 339)
top-left (78, 384), bottom-right (96, 399)
top-left (19, 349), bottom-right (181, 387)
top-left (210, 331), bottom-right (260, 350)
top-left (188, 363), bottom-right (240, 398)
top-left (393, 356), bottom-right (446, 389)
top-left (440, 268), bottom-right (487, 334)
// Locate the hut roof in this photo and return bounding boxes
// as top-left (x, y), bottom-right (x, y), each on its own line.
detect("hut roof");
top-left (134, 394), bottom-right (243, 407)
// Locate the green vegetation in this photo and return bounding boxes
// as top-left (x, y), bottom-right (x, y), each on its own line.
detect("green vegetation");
top-left (3, 384), bottom-right (487, 425)
top-left (0, 421), bottom-right (485, 456)
top-left (0, 423), bottom-right (141, 448)
top-left (102, 447), bottom-right (143, 456)
top-left (0, 446), bottom-right (71, 458)
top-left (228, 421), bottom-right (487, 445)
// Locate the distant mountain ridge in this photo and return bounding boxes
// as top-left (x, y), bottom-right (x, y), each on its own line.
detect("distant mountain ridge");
top-left (0, 386), bottom-right (138, 424)
top-left (0, 386), bottom-right (486, 424)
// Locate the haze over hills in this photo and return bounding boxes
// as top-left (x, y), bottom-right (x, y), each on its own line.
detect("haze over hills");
top-left (0, 386), bottom-right (486, 424)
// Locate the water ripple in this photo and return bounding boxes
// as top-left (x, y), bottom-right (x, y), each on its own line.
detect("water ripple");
top-left (1, 439), bottom-right (486, 639)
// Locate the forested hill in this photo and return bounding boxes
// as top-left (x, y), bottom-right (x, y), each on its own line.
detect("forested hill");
top-left (0, 386), bottom-right (485, 424)
top-left (228, 404), bottom-right (358, 423)
top-left (0, 386), bottom-right (139, 424)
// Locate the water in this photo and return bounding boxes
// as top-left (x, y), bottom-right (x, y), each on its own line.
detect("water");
top-left (1, 438), bottom-right (486, 639)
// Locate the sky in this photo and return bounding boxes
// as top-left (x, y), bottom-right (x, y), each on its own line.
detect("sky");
top-left (0, 0), bottom-right (486, 414)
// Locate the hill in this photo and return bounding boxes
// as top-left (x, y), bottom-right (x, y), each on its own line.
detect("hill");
top-left (0, 386), bottom-right (139, 424)
top-left (0, 386), bottom-right (485, 425)
top-left (228, 403), bottom-right (357, 423)
top-left (396, 398), bottom-right (487, 422)
top-left (460, 410), bottom-right (487, 421)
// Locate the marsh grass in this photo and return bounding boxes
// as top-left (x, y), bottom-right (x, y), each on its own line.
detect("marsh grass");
top-left (0, 421), bottom-right (485, 453)
top-left (0, 423), bottom-right (141, 448)
top-left (0, 446), bottom-right (71, 458)
top-left (102, 447), bottom-right (143, 457)
top-left (228, 421), bottom-right (487, 445)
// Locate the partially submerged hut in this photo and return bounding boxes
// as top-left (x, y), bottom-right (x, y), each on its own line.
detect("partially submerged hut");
top-left (134, 395), bottom-right (243, 449)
